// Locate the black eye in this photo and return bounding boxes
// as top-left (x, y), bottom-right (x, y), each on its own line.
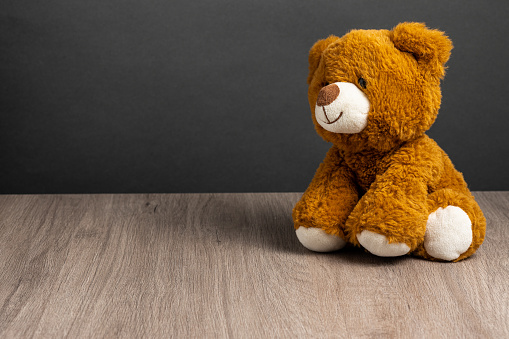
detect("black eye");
top-left (323, 81), bottom-right (330, 87)
top-left (358, 77), bottom-right (367, 89)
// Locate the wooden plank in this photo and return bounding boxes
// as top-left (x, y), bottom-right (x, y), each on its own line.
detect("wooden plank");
top-left (0, 192), bottom-right (507, 338)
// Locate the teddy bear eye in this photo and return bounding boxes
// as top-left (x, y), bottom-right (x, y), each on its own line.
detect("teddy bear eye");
top-left (323, 81), bottom-right (330, 87)
top-left (358, 77), bottom-right (367, 89)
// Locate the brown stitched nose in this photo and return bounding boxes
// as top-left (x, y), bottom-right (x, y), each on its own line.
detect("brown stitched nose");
top-left (316, 83), bottom-right (340, 107)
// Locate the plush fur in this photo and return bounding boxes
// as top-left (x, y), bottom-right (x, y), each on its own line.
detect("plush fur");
top-left (293, 22), bottom-right (486, 262)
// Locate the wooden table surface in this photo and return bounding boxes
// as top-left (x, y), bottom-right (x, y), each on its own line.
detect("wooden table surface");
top-left (0, 192), bottom-right (507, 338)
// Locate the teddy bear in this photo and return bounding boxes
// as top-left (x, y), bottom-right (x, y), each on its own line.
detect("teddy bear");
top-left (293, 22), bottom-right (486, 262)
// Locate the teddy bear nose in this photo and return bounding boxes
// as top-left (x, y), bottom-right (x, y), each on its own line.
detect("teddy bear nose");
top-left (316, 83), bottom-right (340, 107)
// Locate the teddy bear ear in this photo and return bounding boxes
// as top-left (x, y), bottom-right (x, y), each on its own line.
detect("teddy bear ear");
top-left (390, 22), bottom-right (453, 78)
top-left (308, 35), bottom-right (340, 84)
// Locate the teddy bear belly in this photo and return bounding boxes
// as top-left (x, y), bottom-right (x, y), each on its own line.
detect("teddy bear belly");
top-left (338, 148), bottom-right (393, 192)
top-left (345, 162), bottom-right (387, 192)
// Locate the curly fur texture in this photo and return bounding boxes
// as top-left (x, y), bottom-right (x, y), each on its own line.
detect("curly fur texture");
top-left (293, 22), bottom-right (485, 262)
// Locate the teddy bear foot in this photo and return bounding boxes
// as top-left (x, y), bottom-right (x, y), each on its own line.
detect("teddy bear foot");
top-left (357, 230), bottom-right (410, 257)
top-left (295, 226), bottom-right (346, 252)
top-left (424, 206), bottom-right (472, 261)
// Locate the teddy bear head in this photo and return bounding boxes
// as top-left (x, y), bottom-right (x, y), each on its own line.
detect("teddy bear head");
top-left (307, 22), bottom-right (453, 152)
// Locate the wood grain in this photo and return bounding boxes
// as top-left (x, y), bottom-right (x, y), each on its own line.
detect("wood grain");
top-left (0, 192), bottom-right (508, 338)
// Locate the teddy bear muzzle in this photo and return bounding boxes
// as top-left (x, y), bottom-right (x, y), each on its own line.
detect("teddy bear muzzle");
top-left (315, 82), bottom-right (370, 134)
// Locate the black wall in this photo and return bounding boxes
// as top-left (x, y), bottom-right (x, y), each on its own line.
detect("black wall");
top-left (1, 0), bottom-right (508, 193)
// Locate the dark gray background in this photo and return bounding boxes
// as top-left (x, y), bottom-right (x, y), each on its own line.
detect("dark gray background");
top-left (1, 0), bottom-right (508, 193)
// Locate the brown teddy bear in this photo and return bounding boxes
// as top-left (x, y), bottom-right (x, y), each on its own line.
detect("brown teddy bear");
top-left (293, 22), bottom-right (486, 262)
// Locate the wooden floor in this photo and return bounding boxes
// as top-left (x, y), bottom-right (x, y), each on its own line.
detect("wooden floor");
top-left (0, 192), bottom-right (507, 338)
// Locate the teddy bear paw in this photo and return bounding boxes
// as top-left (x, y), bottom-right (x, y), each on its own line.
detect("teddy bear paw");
top-left (295, 226), bottom-right (346, 252)
top-left (357, 230), bottom-right (410, 257)
top-left (424, 206), bottom-right (472, 261)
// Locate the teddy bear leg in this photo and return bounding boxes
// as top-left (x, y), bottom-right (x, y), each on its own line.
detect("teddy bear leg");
top-left (413, 188), bottom-right (486, 262)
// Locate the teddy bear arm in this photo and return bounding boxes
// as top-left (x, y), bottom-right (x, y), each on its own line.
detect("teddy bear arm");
top-left (293, 146), bottom-right (359, 239)
top-left (345, 162), bottom-right (430, 251)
